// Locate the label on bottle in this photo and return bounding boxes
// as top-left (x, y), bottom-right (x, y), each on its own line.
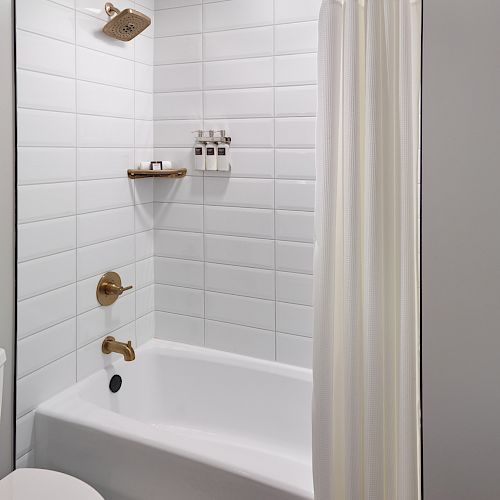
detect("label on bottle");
top-left (207, 147), bottom-right (215, 155)
top-left (218, 147), bottom-right (226, 155)
top-left (195, 147), bottom-right (203, 156)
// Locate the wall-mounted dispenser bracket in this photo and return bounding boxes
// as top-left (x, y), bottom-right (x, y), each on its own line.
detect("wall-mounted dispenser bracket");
top-left (194, 129), bottom-right (232, 145)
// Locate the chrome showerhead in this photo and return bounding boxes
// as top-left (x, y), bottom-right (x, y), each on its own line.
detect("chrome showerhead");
top-left (103, 2), bottom-right (151, 42)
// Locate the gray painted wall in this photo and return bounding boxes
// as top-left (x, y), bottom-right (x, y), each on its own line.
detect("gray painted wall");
top-left (0, 0), bottom-right (15, 479)
top-left (422, 1), bottom-right (500, 498)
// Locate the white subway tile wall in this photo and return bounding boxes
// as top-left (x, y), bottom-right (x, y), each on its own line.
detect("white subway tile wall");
top-left (15, 0), bottom-right (319, 467)
top-left (153, 0), bottom-right (320, 369)
top-left (15, 0), bottom-right (155, 466)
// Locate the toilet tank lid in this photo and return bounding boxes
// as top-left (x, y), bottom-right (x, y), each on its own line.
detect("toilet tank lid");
top-left (0, 348), bottom-right (5, 367)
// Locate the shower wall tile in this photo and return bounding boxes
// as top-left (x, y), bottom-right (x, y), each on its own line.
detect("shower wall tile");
top-left (154, 202), bottom-right (204, 232)
top-left (203, 57), bottom-right (273, 89)
top-left (155, 5), bottom-right (201, 37)
top-left (204, 206), bottom-right (275, 239)
top-left (17, 70), bottom-right (76, 113)
top-left (16, 353), bottom-right (76, 418)
top-left (155, 229), bottom-right (204, 260)
top-left (203, 26), bottom-right (273, 61)
top-left (17, 319), bottom-right (76, 379)
top-left (154, 176), bottom-right (203, 203)
top-left (205, 291), bottom-right (275, 331)
top-left (204, 234), bottom-right (275, 269)
top-left (17, 109), bottom-right (76, 147)
top-left (18, 183), bottom-right (76, 223)
top-left (206, 149), bottom-right (274, 178)
top-left (17, 285), bottom-right (77, 340)
top-left (154, 91), bottom-right (203, 120)
top-left (204, 177), bottom-right (274, 209)
top-left (77, 80), bottom-right (134, 118)
top-left (205, 320), bottom-right (275, 361)
top-left (275, 117), bottom-right (316, 148)
top-left (276, 241), bottom-right (314, 275)
top-left (16, 0), bottom-right (75, 43)
top-left (77, 46), bottom-right (135, 89)
top-left (275, 86), bottom-right (318, 117)
top-left (16, 0), bottom-right (156, 462)
top-left (77, 206), bottom-right (135, 246)
top-left (154, 63), bottom-right (202, 92)
top-left (135, 35), bottom-right (154, 65)
top-left (154, 33), bottom-right (202, 64)
top-left (275, 211), bottom-right (314, 243)
top-left (276, 333), bottom-right (313, 369)
top-left (156, 284), bottom-right (204, 317)
top-left (154, 119), bottom-right (203, 147)
top-left (275, 180), bottom-right (316, 211)
top-left (77, 115), bottom-right (134, 147)
top-left (77, 148), bottom-right (135, 180)
top-left (17, 31), bottom-right (75, 78)
top-left (17, 251), bottom-right (76, 301)
top-left (153, 0), bottom-right (317, 367)
top-left (276, 302), bottom-right (314, 338)
top-left (77, 235), bottom-right (136, 280)
top-left (205, 263), bottom-right (275, 300)
top-left (18, 217), bottom-right (76, 263)
top-left (203, 0), bottom-right (273, 32)
top-left (275, 54), bottom-right (318, 87)
top-left (155, 311), bottom-right (204, 346)
top-left (155, 257), bottom-right (204, 289)
top-left (276, 272), bottom-right (314, 307)
top-left (204, 88), bottom-right (274, 119)
top-left (275, 21), bottom-right (319, 55)
top-left (275, 149), bottom-right (316, 180)
top-left (274, 0), bottom-right (322, 24)
top-left (77, 178), bottom-right (134, 213)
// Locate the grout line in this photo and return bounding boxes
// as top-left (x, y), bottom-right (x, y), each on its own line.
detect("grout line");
top-left (133, 11), bottom-right (139, 348)
top-left (72, 0), bottom-right (78, 384)
top-left (272, 0), bottom-right (277, 360)
top-left (201, 0), bottom-right (207, 347)
top-left (156, 83), bottom-right (317, 94)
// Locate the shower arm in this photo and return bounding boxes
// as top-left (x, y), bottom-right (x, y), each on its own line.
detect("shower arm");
top-left (105, 2), bottom-right (120, 17)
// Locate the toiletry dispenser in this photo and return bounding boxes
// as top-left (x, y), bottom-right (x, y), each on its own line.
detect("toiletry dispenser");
top-left (217, 129), bottom-right (231, 171)
top-left (194, 130), bottom-right (206, 171)
top-left (205, 130), bottom-right (218, 171)
top-left (193, 130), bottom-right (232, 172)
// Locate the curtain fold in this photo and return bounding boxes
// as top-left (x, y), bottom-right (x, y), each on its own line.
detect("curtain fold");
top-left (312, 1), bottom-right (421, 499)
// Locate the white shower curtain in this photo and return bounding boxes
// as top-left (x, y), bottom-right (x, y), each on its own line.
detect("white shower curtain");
top-left (313, 1), bottom-right (421, 500)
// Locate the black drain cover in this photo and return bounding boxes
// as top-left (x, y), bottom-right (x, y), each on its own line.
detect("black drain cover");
top-left (109, 374), bottom-right (122, 393)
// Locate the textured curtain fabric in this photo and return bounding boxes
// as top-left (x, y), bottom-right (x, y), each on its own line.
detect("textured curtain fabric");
top-left (312, 1), bottom-right (421, 499)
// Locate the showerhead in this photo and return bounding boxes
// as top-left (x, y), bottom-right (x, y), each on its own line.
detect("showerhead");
top-left (103, 2), bottom-right (151, 42)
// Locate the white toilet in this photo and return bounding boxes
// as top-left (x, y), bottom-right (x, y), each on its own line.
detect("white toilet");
top-left (0, 348), bottom-right (104, 499)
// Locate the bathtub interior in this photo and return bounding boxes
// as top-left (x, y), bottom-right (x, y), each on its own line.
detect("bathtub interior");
top-left (74, 341), bottom-right (312, 462)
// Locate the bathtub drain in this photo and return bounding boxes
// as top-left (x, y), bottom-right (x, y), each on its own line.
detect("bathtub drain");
top-left (109, 374), bottom-right (122, 393)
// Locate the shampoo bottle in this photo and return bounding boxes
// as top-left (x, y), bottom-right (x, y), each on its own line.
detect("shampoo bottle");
top-left (193, 130), bottom-right (206, 171)
top-left (205, 130), bottom-right (218, 171)
top-left (217, 130), bottom-right (231, 171)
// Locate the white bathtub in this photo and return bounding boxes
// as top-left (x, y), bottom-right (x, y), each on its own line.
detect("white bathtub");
top-left (34, 339), bottom-right (313, 500)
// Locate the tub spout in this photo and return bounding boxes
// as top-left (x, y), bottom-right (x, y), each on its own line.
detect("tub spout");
top-left (102, 336), bottom-right (135, 361)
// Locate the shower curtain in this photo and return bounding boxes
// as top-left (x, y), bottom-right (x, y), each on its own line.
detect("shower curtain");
top-left (313, 1), bottom-right (421, 500)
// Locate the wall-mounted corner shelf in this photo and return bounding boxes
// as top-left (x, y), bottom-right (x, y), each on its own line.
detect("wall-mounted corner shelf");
top-left (127, 168), bottom-right (187, 179)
